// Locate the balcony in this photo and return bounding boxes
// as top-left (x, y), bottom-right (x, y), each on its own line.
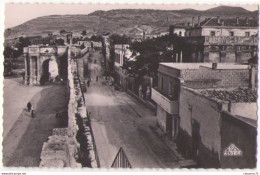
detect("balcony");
top-left (204, 36), bottom-right (258, 45)
top-left (151, 88), bottom-right (179, 115)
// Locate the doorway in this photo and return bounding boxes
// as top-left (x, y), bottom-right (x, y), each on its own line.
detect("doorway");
top-left (40, 59), bottom-right (50, 85)
top-left (166, 114), bottom-right (173, 138)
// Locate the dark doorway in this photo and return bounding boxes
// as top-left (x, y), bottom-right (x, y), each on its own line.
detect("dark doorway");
top-left (191, 119), bottom-right (200, 159)
top-left (166, 114), bottom-right (173, 138)
top-left (40, 59), bottom-right (50, 85)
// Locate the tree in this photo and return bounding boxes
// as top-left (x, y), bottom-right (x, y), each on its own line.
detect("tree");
top-left (127, 34), bottom-right (184, 77)
top-left (109, 34), bottom-right (131, 45)
top-left (59, 29), bottom-right (66, 34)
top-left (4, 46), bottom-right (14, 59)
top-left (81, 30), bottom-right (87, 36)
top-left (55, 38), bottom-right (65, 45)
top-left (90, 35), bottom-right (103, 42)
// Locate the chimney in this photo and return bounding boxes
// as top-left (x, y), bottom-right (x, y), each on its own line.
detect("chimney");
top-left (236, 17), bottom-right (239, 24)
top-left (246, 17), bottom-right (249, 24)
top-left (198, 16), bottom-right (201, 26)
top-left (192, 17), bottom-right (195, 27)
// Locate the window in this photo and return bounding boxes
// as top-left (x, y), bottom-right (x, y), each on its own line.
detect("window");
top-left (210, 31), bottom-right (215, 36)
top-left (229, 31), bottom-right (234, 36)
top-left (245, 32), bottom-right (250, 37)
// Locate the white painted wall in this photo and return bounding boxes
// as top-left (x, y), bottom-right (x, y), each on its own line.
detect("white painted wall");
top-left (201, 28), bottom-right (258, 37)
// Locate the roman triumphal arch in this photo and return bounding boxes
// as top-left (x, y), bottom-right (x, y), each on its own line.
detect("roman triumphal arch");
top-left (23, 45), bottom-right (68, 85)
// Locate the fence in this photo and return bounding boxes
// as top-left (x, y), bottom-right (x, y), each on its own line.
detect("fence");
top-left (111, 147), bottom-right (132, 168)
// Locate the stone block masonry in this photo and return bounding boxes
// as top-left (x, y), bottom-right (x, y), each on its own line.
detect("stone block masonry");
top-left (40, 46), bottom-right (98, 168)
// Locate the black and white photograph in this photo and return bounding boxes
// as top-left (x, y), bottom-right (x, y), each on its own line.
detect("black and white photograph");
top-left (1, 2), bottom-right (259, 171)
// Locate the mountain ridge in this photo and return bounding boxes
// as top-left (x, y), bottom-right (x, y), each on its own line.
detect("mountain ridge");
top-left (5, 6), bottom-right (259, 40)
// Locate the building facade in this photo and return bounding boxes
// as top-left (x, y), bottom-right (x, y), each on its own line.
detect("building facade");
top-left (113, 44), bottom-right (131, 90)
top-left (182, 16), bottom-right (258, 63)
top-left (151, 62), bottom-right (257, 168)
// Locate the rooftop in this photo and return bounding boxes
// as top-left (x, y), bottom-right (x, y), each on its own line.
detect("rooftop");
top-left (160, 63), bottom-right (248, 70)
top-left (197, 17), bottom-right (258, 28)
top-left (200, 88), bottom-right (257, 103)
top-left (201, 64), bottom-right (249, 70)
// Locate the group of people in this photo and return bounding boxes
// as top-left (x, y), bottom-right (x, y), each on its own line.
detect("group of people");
top-left (27, 102), bottom-right (34, 118)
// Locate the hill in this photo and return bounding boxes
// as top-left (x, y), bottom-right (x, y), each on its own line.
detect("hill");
top-left (5, 6), bottom-right (258, 40)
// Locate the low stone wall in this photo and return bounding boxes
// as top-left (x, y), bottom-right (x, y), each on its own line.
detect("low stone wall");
top-left (39, 47), bottom-right (98, 168)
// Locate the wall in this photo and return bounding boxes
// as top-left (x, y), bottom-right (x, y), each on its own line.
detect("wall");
top-left (229, 103), bottom-right (257, 120)
top-left (185, 28), bottom-right (202, 36)
top-left (158, 72), bottom-right (180, 99)
top-left (173, 28), bottom-right (186, 36)
top-left (178, 86), bottom-right (227, 167)
top-left (157, 105), bottom-right (167, 133)
top-left (40, 47), bottom-right (98, 168)
top-left (201, 27), bottom-right (258, 37)
top-left (220, 111), bottom-right (257, 168)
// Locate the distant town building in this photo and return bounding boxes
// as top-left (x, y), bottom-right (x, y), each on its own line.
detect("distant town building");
top-left (78, 41), bottom-right (92, 48)
top-left (182, 16), bottom-right (258, 63)
top-left (113, 44), bottom-right (132, 90)
top-left (92, 41), bottom-right (102, 49)
top-left (151, 62), bottom-right (257, 168)
top-left (169, 25), bottom-right (186, 37)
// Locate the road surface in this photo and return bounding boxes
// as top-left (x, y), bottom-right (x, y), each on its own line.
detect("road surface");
top-left (84, 50), bottom-right (181, 168)
top-left (3, 77), bottom-right (68, 167)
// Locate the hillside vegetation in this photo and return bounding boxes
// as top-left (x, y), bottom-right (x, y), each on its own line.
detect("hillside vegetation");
top-left (5, 6), bottom-right (258, 39)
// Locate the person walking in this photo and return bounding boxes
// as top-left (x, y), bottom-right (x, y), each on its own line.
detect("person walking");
top-left (96, 76), bottom-right (99, 82)
top-left (31, 105), bottom-right (34, 118)
top-left (27, 102), bottom-right (32, 112)
top-left (87, 79), bottom-right (90, 87)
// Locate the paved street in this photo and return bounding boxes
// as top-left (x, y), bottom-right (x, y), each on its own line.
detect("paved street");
top-left (84, 50), bottom-right (181, 168)
top-left (3, 77), bottom-right (68, 167)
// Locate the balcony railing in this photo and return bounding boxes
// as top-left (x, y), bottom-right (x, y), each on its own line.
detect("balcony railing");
top-left (204, 36), bottom-right (258, 45)
top-left (151, 88), bottom-right (179, 115)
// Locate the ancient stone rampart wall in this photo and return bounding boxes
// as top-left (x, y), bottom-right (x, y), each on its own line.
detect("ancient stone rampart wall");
top-left (39, 47), bottom-right (98, 168)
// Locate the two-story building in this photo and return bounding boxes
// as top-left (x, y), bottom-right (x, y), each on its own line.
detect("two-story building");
top-left (151, 62), bottom-right (257, 168)
top-left (182, 16), bottom-right (258, 63)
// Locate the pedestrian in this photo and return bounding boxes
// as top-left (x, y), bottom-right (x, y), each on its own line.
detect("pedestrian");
top-left (27, 102), bottom-right (32, 112)
top-left (96, 76), bottom-right (99, 82)
top-left (31, 105), bottom-right (34, 118)
top-left (87, 79), bottom-right (90, 87)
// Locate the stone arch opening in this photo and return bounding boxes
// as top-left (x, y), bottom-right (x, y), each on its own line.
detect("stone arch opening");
top-left (40, 59), bottom-right (50, 85)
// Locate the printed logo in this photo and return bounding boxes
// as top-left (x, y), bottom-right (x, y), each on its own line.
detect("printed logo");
top-left (224, 143), bottom-right (243, 156)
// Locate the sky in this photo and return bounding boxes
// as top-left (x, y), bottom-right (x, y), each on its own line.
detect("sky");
top-left (4, 3), bottom-right (258, 29)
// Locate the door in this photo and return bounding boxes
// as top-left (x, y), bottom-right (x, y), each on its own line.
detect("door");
top-left (166, 114), bottom-right (173, 138)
